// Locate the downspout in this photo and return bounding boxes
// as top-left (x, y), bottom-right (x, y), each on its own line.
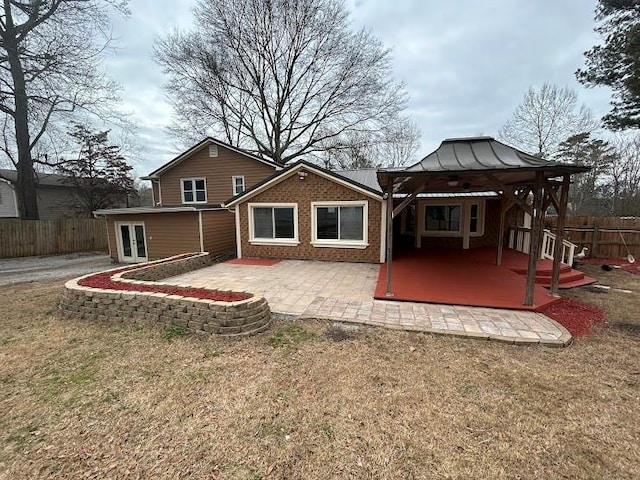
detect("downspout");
top-left (232, 205), bottom-right (242, 259)
top-left (385, 175), bottom-right (394, 296)
top-left (198, 210), bottom-right (205, 253)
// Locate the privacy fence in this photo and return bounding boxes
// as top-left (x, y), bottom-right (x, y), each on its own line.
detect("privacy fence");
top-left (0, 218), bottom-right (108, 258)
top-left (545, 216), bottom-right (640, 259)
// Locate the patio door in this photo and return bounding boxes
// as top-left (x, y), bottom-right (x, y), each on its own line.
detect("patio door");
top-left (117, 222), bottom-right (148, 263)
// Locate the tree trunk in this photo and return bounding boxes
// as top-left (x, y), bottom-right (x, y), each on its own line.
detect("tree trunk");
top-left (6, 36), bottom-right (39, 219)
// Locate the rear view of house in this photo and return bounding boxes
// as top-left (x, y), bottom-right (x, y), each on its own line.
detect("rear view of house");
top-left (95, 138), bottom-right (281, 262)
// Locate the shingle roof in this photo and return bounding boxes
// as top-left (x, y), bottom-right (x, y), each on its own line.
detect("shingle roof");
top-left (334, 168), bottom-right (381, 193)
top-left (0, 169), bottom-right (74, 187)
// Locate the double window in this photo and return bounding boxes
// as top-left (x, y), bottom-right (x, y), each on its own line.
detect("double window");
top-left (422, 201), bottom-right (483, 236)
top-left (249, 204), bottom-right (298, 244)
top-left (425, 205), bottom-right (461, 233)
top-left (312, 201), bottom-right (368, 248)
top-left (248, 201), bottom-right (368, 248)
top-left (182, 178), bottom-right (206, 203)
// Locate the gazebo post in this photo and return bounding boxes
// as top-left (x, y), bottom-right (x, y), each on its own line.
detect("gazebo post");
top-left (550, 174), bottom-right (570, 296)
top-left (496, 194), bottom-right (510, 266)
top-left (385, 176), bottom-right (394, 296)
top-left (524, 172), bottom-right (544, 306)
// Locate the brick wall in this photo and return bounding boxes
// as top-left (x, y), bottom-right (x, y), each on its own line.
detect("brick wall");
top-left (237, 170), bottom-right (383, 263)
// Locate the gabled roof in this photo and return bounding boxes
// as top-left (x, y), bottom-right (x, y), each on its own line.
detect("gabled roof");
top-left (141, 137), bottom-right (282, 180)
top-left (224, 160), bottom-right (383, 207)
top-left (0, 169), bottom-right (76, 188)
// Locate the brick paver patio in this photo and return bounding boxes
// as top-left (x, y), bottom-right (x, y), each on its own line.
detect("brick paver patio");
top-left (165, 260), bottom-right (571, 346)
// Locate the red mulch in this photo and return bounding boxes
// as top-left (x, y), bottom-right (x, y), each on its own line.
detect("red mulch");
top-left (540, 298), bottom-right (606, 337)
top-left (227, 258), bottom-right (281, 266)
top-left (78, 261), bottom-right (249, 303)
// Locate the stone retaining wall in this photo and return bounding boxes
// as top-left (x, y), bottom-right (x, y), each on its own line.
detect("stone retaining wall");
top-left (60, 253), bottom-right (271, 337)
top-left (118, 252), bottom-right (213, 282)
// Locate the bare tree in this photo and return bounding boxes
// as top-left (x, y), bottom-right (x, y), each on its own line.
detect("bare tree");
top-left (155, 0), bottom-right (410, 166)
top-left (0, 0), bottom-right (129, 219)
top-left (611, 135), bottom-right (640, 215)
top-left (322, 116), bottom-right (420, 169)
top-left (498, 84), bottom-right (597, 158)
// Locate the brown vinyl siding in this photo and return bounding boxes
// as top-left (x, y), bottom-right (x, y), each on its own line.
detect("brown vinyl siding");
top-left (157, 144), bottom-right (276, 206)
top-left (201, 210), bottom-right (236, 256)
top-left (237, 170), bottom-right (382, 263)
top-left (106, 212), bottom-right (200, 262)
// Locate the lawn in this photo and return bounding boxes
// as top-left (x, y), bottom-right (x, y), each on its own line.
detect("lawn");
top-left (0, 269), bottom-right (639, 479)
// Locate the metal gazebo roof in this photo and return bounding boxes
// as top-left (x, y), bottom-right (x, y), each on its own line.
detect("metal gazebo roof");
top-left (377, 136), bottom-right (589, 193)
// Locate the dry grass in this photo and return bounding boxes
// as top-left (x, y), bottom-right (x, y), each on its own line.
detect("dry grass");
top-left (0, 275), bottom-right (639, 479)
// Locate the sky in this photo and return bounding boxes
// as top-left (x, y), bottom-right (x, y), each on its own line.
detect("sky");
top-left (104, 0), bottom-right (612, 177)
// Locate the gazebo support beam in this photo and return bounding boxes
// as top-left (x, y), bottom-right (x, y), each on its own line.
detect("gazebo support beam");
top-left (550, 174), bottom-right (570, 296)
top-left (541, 177), bottom-right (561, 212)
top-left (392, 182), bottom-right (427, 219)
top-left (485, 174), bottom-right (534, 217)
top-left (496, 197), bottom-right (515, 266)
top-left (524, 172), bottom-right (545, 306)
top-left (385, 176), bottom-right (394, 297)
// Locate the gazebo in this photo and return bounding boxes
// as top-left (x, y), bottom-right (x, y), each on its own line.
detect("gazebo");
top-left (377, 136), bottom-right (590, 306)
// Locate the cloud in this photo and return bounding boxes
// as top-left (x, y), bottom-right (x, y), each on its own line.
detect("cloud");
top-left (105, 0), bottom-right (614, 176)
top-left (349, 0), bottom-right (612, 156)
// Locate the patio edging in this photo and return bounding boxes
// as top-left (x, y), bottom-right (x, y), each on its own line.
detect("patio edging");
top-left (301, 313), bottom-right (572, 347)
top-left (60, 253), bottom-right (271, 337)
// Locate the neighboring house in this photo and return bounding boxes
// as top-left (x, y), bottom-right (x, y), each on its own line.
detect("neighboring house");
top-left (0, 169), bottom-right (123, 220)
top-left (94, 137), bottom-right (281, 263)
top-left (0, 174), bottom-right (18, 218)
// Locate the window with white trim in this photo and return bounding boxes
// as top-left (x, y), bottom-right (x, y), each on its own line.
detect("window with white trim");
top-left (425, 204), bottom-right (461, 233)
top-left (312, 201), bottom-right (368, 247)
top-left (249, 204), bottom-right (298, 243)
top-left (232, 176), bottom-right (245, 196)
top-left (182, 178), bottom-right (206, 203)
top-left (469, 203), bottom-right (480, 234)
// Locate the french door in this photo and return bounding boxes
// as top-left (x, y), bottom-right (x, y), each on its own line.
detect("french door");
top-left (117, 222), bottom-right (148, 263)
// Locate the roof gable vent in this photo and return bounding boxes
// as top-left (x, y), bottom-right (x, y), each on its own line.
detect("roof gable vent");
top-left (209, 144), bottom-right (218, 157)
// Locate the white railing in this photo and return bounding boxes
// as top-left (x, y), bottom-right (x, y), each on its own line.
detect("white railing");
top-left (508, 227), bottom-right (577, 266)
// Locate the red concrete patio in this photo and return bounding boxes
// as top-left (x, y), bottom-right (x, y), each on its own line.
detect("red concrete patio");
top-left (374, 247), bottom-right (594, 311)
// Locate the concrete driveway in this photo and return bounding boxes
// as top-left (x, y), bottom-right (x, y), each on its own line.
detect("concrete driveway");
top-left (0, 252), bottom-right (112, 286)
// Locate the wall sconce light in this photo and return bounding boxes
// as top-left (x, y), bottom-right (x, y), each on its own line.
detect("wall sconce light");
top-left (298, 171), bottom-right (308, 180)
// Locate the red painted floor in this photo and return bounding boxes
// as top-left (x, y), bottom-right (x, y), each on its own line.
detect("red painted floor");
top-left (374, 248), bottom-right (573, 311)
top-left (227, 258), bottom-right (281, 266)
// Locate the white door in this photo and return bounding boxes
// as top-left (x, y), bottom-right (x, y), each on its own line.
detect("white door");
top-left (117, 222), bottom-right (148, 263)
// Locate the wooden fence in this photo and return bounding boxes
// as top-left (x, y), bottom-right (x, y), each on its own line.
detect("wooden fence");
top-left (0, 218), bottom-right (108, 258)
top-left (545, 216), bottom-right (640, 259)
